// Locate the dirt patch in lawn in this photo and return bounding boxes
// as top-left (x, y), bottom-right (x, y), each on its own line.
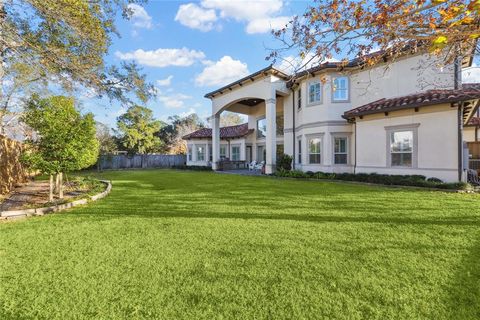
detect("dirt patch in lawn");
top-left (0, 177), bottom-right (104, 211)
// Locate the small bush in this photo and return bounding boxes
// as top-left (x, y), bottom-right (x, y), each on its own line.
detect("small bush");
top-left (427, 177), bottom-right (443, 183)
top-left (276, 154), bottom-right (293, 171)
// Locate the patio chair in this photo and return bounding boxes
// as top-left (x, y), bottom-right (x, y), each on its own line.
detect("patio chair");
top-left (254, 161), bottom-right (265, 171)
top-left (248, 161), bottom-right (257, 171)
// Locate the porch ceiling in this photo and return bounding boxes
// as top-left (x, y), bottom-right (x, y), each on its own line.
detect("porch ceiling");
top-left (237, 98), bottom-right (264, 107)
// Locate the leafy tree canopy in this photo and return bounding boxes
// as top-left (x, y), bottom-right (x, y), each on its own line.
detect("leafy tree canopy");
top-left (22, 94), bottom-right (99, 175)
top-left (0, 0), bottom-right (154, 129)
top-left (271, 0), bottom-right (479, 72)
top-left (156, 113), bottom-right (205, 154)
top-left (116, 105), bottom-right (163, 154)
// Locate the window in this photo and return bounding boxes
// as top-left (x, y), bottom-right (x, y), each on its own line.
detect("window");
top-left (334, 137), bottom-right (348, 164)
top-left (197, 145), bottom-right (206, 161)
top-left (257, 117), bottom-right (267, 138)
top-left (220, 145), bottom-right (226, 159)
top-left (276, 114), bottom-right (284, 136)
top-left (231, 146), bottom-right (240, 161)
top-left (390, 130), bottom-right (413, 167)
top-left (209, 145), bottom-right (212, 161)
top-left (257, 146), bottom-right (265, 162)
top-left (297, 139), bottom-right (302, 164)
top-left (332, 76), bottom-right (349, 102)
top-left (187, 146), bottom-right (192, 161)
top-left (297, 88), bottom-right (302, 110)
top-left (308, 137), bottom-right (321, 164)
top-left (308, 81), bottom-right (321, 104)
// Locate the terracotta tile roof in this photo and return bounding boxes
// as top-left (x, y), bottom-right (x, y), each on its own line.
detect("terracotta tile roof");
top-left (183, 123), bottom-right (254, 140)
top-left (344, 83), bottom-right (480, 119)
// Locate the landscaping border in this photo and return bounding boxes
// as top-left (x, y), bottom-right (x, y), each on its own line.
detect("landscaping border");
top-left (0, 180), bottom-right (112, 221)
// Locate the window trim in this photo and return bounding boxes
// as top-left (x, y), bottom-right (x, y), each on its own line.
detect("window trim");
top-left (231, 144), bottom-right (241, 161)
top-left (256, 116), bottom-right (267, 139)
top-left (385, 124), bottom-right (420, 168)
top-left (307, 80), bottom-right (323, 106)
top-left (196, 144), bottom-right (206, 162)
top-left (306, 133), bottom-right (324, 164)
top-left (297, 136), bottom-right (302, 164)
top-left (331, 75), bottom-right (350, 103)
top-left (297, 87), bottom-right (302, 111)
top-left (187, 145), bottom-right (193, 162)
top-left (331, 134), bottom-right (350, 166)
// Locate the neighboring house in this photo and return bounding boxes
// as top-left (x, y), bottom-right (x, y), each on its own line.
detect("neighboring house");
top-left (183, 123), bottom-right (254, 166)
top-left (184, 49), bottom-right (480, 182)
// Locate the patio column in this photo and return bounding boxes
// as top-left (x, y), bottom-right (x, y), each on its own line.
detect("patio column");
top-left (211, 114), bottom-right (220, 170)
top-left (265, 90), bottom-right (277, 174)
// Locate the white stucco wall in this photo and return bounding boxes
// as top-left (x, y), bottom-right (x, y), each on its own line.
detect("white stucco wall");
top-left (464, 127), bottom-right (478, 142)
top-left (355, 104), bottom-right (459, 182)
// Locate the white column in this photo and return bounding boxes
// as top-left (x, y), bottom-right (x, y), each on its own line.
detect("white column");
top-left (211, 114), bottom-right (220, 170)
top-left (265, 91), bottom-right (277, 174)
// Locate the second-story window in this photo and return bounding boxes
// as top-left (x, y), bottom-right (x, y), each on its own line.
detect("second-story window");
top-left (297, 87), bottom-right (302, 110)
top-left (332, 76), bottom-right (349, 102)
top-left (308, 81), bottom-right (322, 104)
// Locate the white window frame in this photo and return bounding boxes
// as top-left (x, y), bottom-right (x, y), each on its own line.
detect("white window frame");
top-left (257, 117), bottom-right (267, 139)
top-left (307, 80), bottom-right (322, 105)
top-left (220, 145), bottom-right (226, 159)
top-left (196, 144), bottom-right (206, 162)
top-left (187, 145), bottom-right (192, 161)
top-left (332, 136), bottom-right (349, 165)
top-left (231, 145), bottom-right (241, 161)
top-left (332, 76), bottom-right (350, 102)
top-left (297, 136), bottom-right (302, 164)
top-left (297, 87), bottom-right (302, 110)
top-left (307, 134), bottom-right (323, 164)
top-left (385, 124), bottom-right (419, 168)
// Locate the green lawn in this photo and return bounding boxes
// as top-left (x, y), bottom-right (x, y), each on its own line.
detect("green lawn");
top-left (1, 170), bottom-right (480, 319)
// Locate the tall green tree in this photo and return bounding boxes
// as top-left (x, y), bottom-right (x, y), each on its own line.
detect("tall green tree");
top-left (96, 122), bottom-right (117, 155)
top-left (22, 95), bottom-right (99, 201)
top-left (156, 113), bottom-right (205, 154)
top-left (0, 0), bottom-right (154, 133)
top-left (116, 105), bottom-right (162, 154)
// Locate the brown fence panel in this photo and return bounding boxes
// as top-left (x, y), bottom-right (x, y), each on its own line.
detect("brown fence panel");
top-left (97, 154), bottom-right (186, 170)
top-left (0, 135), bottom-right (28, 194)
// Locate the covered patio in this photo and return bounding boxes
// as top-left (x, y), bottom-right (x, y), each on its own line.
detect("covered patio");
top-left (205, 66), bottom-right (290, 174)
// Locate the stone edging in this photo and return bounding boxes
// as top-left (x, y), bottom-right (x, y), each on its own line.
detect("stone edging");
top-left (0, 180), bottom-right (112, 221)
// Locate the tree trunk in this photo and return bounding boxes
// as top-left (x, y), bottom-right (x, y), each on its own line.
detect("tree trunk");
top-left (59, 172), bottom-right (63, 199)
top-left (49, 174), bottom-right (54, 202)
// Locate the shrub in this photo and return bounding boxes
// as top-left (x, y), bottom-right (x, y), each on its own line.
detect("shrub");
top-left (172, 165), bottom-right (212, 171)
top-left (274, 169), bottom-right (469, 190)
top-left (276, 154), bottom-right (293, 171)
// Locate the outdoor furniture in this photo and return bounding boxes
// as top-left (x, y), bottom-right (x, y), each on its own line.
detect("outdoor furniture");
top-left (218, 160), bottom-right (247, 170)
top-left (248, 161), bottom-right (257, 171)
top-left (254, 161), bottom-right (265, 171)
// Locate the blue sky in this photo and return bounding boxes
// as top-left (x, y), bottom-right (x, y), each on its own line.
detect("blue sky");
top-left (82, 0), bottom-right (311, 128)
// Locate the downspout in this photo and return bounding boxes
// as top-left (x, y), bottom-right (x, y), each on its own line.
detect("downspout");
top-left (292, 87), bottom-right (296, 170)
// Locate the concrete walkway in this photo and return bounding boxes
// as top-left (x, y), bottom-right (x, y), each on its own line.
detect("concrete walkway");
top-left (216, 169), bottom-right (262, 176)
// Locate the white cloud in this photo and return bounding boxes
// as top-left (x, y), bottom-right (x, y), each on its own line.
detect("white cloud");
top-left (128, 4), bottom-right (153, 29)
top-left (158, 93), bottom-right (192, 109)
top-left (115, 48), bottom-right (206, 68)
top-left (175, 3), bottom-right (218, 32)
top-left (178, 107), bottom-right (197, 118)
top-left (201, 0), bottom-right (283, 22)
top-left (175, 0), bottom-right (288, 34)
top-left (195, 56), bottom-right (249, 87)
top-left (245, 16), bottom-right (291, 34)
top-left (156, 75), bottom-right (173, 87)
top-left (462, 64), bottom-right (480, 83)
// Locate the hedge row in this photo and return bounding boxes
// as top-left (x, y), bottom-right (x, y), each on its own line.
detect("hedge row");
top-left (275, 169), bottom-right (470, 190)
top-left (172, 165), bottom-right (213, 171)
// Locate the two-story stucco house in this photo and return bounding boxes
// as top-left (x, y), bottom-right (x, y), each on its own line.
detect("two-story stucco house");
top-left (184, 49), bottom-right (480, 182)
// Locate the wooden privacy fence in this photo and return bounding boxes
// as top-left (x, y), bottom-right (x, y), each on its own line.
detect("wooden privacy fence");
top-left (0, 135), bottom-right (28, 194)
top-left (97, 154), bottom-right (186, 170)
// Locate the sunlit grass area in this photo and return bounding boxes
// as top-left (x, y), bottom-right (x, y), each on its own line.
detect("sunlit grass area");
top-left (1, 169), bottom-right (480, 319)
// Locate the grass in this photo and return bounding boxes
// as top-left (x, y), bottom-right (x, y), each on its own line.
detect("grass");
top-left (1, 169), bottom-right (480, 319)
